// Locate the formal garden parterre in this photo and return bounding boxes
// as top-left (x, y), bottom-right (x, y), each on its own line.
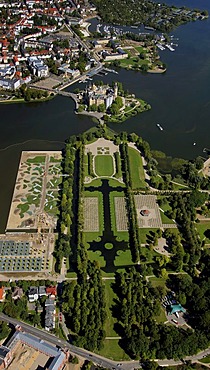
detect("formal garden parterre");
top-left (53, 127), bottom-right (210, 361)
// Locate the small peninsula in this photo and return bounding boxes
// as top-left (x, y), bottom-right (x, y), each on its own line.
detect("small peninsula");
top-left (76, 81), bottom-right (151, 123)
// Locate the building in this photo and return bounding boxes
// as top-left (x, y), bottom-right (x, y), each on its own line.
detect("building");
top-left (0, 78), bottom-right (20, 90)
top-left (28, 56), bottom-right (49, 78)
top-left (46, 286), bottom-right (57, 297)
top-left (12, 287), bottom-right (23, 300)
top-left (84, 82), bottom-right (118, 110)
top-left (38, 286), bottom-right (46, 297)
top-left (0, 287), bottom-right (5, 302)
top-left (58, 64), bottom-right (80, 78)
top-left (28, 286), bottom-right (38, 302)
top-left (45, 297), bottom-right (56, 331)
top-left (169, 304), bottom-right (186, 315)
top-left (3, 331), bottom-right (69, 370)
top-left (140, 209), bottom-right (150, 217)
top-left (0, 346), bottom-right (12, 370)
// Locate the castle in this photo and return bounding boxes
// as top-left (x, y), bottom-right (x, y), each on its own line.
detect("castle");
top-left (84, 82), bottom-right (118, 110)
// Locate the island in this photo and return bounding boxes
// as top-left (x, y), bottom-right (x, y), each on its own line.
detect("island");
top-left (76, 81), bottom-right (151, 123)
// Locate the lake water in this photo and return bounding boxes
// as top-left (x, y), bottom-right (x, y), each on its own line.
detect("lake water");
top-left (0, 0), bottom-right (210, 231)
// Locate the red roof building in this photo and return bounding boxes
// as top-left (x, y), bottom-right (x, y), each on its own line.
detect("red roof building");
top-left (46, 286), bottom-right (57, 297)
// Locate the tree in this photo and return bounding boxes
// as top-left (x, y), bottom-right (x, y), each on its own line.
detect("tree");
top-left (98, 103), bottom-right (106, 113)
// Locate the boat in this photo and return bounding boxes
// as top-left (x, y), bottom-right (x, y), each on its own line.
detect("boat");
top-left (156, 43), bottom-right (165, 51)
top-left (156, 123), bottom-right (164, 131)
top-left (166, 44), bottom-right (175, 51)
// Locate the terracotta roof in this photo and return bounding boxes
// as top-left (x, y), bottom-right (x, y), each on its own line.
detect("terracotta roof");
top-left (0, 287), bottom-right (5, 301)
top-left (46, 286), bottom-right (57, 296)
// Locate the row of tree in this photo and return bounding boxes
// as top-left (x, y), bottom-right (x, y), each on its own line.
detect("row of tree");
top-left (62, 261), bottom-right (106, 351)
top-left (120, 142), bottom-right (140, 262)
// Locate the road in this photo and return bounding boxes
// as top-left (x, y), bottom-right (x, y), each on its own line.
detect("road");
top-left (1, 313), bottom-right (210, 368)
top-left (0, 313), bottom-right (130, 370)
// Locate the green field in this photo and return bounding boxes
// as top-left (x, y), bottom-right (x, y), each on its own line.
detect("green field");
top-left (139, 228), bottom-right (159, 244)
top-left (87, 250), bottom-right (106, 267)
top-left (114, 250), bottom-right (134, 267)
top-left (97, 339), bottom-right (130, 361)
top-left (128, 147), bottom-right (146, 189)
top-left (199, 355), bottom-right (210, 364)
top-left (160, 209), bottom-right (176, 224)
top-left (155, 307), bottom-right (167, 324)
top-left (94, 155), bottom-right (114, 177)
top-left (27, 156), bottom-right (45, 163)
top-left (195, 222), bottom-right (210, 243)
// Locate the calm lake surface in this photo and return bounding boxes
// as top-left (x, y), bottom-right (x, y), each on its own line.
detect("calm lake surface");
top-left (0, 0), bottom-right (210, 231)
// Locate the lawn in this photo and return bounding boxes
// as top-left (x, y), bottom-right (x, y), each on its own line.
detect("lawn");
top-left (97, 339), bottom-right (130, 361)
top-left (139, 228), bottom-right (159, 244)
top-left (199, 355), bottom-right (210, 364)
top-left (160, 209), bottom-right (176, 224)
top-left (149, 276), bottom-right (167, 288)
top-left (195, 222), bottom-right (210, 243)
top-left (127, 147), bottom-right (146, 189)
top-left (94, 155), bottom-right (114, 177)
top-left (87, 250), bottom-right (106, 267)
top-left (27, 156), bottom-right (45, 163)
top-left (85, 178), bottom-right (102, 187)
top-left (155, 307), bottom-right (167, 324)
top-left (114, 250), bottom-right (134, 267)
top-left (83, 233), bottom-right (102, 243)
top-left (109, 178), bottom-right (125, 188)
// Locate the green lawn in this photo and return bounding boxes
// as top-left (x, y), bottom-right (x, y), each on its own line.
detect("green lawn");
top-left (84, 233), bottom-right (102, 243)
top-left (109, 178), bottom-right (125, 187)
top-left (195, 222), bottom-right (210, 243)
top-left (160, 209), bottom-right (176, 224)
top-left (114, 250), bottom-right (134, 267)
top-left (155, 307), bottom-right (167, 324)
top-left (135, 46), bottom-right (146, 53)
top-left (149, 276), bottom-right (167, 287)
top-left (94, 155), bottom-right (114, 177)
top-left (97, 339), bottom-right (130, 361)
top-left (199, 355), bottom-right (210, 364)
top-left (127, 147), bottom-right (146, 189)
top-left (139, 228), bottom-right (159, 244)
top-left (27, 156), bottom-right (45, 163)
top-left (85, 178), bottom-right (102, 187)
top-left (87, 250), bottom-right (106, 267)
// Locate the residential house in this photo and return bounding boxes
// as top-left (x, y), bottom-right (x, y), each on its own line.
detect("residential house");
top-left (28, 286), bottom-right (38, 302)
top-left (12, 287), bottom-right (23, 301)
top-left (38, 286), bottom-right (46, 298)
top-left (46, 286), bottom-right (57, 298)
top-left (45, 298), bottom-right (56, 331)
top-left (0, 287), bottom-right (5, 302)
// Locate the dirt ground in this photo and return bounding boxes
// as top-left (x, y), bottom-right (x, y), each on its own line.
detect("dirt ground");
top-left (8, 342), bottom-right (49, 370)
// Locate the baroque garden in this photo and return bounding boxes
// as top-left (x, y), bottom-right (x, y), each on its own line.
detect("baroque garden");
top-left (55, 126), bottom-right (210, 361)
